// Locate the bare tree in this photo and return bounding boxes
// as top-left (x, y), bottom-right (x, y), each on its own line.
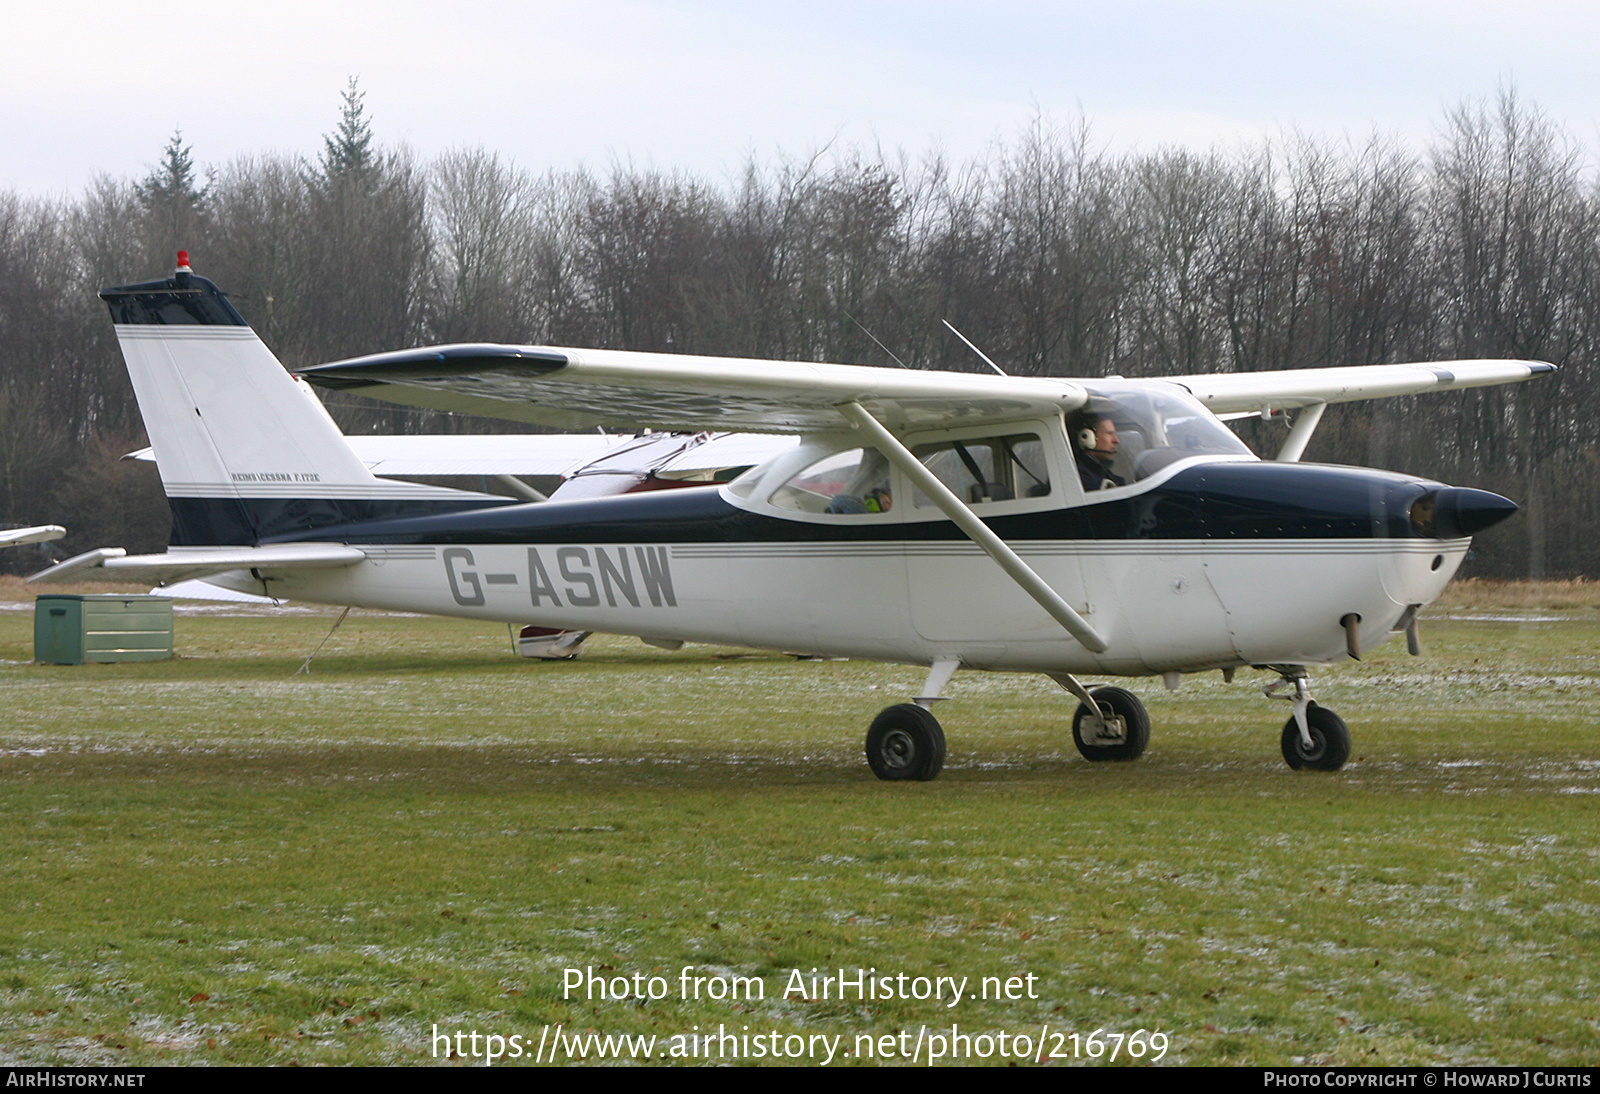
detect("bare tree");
top-left (3, 86), bottom-right (1598, 576)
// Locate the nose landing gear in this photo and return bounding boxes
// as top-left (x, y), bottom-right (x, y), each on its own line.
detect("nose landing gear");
top-left (1046, 672), bottom-right (1151, 762)
top-left (1069, 686), bottom-right (1151, 761)
top-left (1264, 667), bottom-right (1351, 771)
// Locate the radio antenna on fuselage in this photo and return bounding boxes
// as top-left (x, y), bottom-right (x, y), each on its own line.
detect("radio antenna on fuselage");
top-left (941, 319), bottom-right (1008, 376)
top-left (846, 313), bottom-right (913, 370)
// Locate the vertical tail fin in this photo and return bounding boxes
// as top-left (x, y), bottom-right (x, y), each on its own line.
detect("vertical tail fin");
top-left (103, 254), bottom-right (502, 546)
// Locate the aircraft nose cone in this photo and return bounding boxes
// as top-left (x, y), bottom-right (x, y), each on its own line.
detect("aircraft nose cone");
top-left (1412, 487), bottom-right (1520, 538)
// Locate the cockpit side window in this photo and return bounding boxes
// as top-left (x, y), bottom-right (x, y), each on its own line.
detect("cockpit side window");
top-left (910, 433), bottom-right (1050, 509)
top-left (1075, 383), bottom-right (1254, 484)
top-left (769, 448), bottom-right (895, 515)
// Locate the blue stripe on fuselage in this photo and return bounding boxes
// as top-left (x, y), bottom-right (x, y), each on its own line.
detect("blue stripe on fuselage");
top-left (247, 462), bottom-right (1439, 546)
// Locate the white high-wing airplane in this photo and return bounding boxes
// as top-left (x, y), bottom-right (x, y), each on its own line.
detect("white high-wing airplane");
top-left (34, 257), bottom-right (1552, 779)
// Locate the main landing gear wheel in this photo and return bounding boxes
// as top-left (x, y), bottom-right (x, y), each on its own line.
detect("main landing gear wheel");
top-left (1280, 704), bottom-right (1350, 771)
top-left (865, 703), bottom-right (947, 782)
top-left (1071, 686), bottom-right (1150, 762)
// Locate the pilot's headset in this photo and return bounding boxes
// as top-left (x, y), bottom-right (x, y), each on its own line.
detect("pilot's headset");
top-left (1072, 411), bottom-right (1111, 454)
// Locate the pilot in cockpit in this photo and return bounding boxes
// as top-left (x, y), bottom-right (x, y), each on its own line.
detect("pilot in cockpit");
top-left (1072, 411), bottom-right (1125, 492)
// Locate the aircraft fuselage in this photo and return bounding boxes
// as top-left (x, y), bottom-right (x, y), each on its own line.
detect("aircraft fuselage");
top-left (233, 457), bottom-right (1468, 676)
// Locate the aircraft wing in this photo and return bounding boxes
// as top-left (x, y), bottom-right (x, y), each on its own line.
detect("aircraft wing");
top-left (155, 578), bottom-right (286, 604)
top-left (1172, 360), bottom-right (1556, 414)
top-left (300, 344), bottom-right (1089, 434)
top-left (343, 433), bottom-right (627, 476)
top-left (0, 524), bottom-right (66, 547)
top-left (28, 543), bottom-right (366, 586)
top-left (301, 345), bottom-right (1554, 434)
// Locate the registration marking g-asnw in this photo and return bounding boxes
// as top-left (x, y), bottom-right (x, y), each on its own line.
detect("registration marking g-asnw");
top-left (443, 545), bottom-right (677, 609)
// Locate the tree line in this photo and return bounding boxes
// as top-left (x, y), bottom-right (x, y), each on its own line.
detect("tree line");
top-left (0, 85), bottom-right (1594, 577)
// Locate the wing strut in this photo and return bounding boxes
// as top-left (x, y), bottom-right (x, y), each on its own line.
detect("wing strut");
top-left (837, 401), bottom-right (1109, 654)
top-left (1274, 402), bottom-right (1326, 463)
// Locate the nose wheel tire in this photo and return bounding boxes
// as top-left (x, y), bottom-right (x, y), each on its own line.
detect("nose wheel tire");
top-left (1281, 704), bottom-right (1350, 771)
top-left (1071, 686), bottom-right (1150, 761)
top-left (865, 703), bottom-right (947, 781)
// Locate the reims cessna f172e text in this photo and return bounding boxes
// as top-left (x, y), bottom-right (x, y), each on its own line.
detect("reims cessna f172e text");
top-left (33, 256), bottom-right (1553, 780)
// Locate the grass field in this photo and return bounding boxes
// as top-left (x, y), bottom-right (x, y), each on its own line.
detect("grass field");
top-left (0, 579), bottom-right (1596, 1066)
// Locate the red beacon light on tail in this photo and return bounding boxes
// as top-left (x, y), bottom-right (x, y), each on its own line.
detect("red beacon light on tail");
top-left (175, 250), bottom-right (191, 273)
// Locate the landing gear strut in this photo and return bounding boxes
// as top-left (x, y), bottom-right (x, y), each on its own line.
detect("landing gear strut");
top-left (1264, 667), bottom-right (1351, 771)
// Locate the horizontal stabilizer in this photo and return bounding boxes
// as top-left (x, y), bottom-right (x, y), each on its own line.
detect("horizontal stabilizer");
top-left (28, 543), bottom-right (366, 586)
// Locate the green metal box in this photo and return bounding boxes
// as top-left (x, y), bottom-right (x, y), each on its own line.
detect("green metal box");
top-left (34, 595), bottom-right (174, 665)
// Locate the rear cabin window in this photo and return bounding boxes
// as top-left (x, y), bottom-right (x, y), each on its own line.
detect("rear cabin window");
top-left (769, 448), bottom-right (894, 514)
top-left (910, 434), bottom-right (1050, 509)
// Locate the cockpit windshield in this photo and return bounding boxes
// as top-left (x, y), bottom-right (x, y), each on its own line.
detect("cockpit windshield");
top-left (1075, 382), bottom-right (1254, 485)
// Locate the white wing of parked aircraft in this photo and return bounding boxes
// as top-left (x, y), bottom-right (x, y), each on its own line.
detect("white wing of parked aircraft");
top-left (0, 524), bottom-right (66, 548)
top-left (330, 433), bottom-right (624, 477)
top-left (124, 431), bottom-right (796, 481)
top-left (156, 577), bottom-right (285, 605)
top-left (125, 433), bottom-right (623, 477)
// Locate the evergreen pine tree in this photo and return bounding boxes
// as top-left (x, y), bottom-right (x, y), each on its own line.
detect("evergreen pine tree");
top-left (137, 130), bottom-right (205, 211)
top-left (320, 77), bottom-right (375, 183)
top-left (136, 130), bottom-right (207, 265)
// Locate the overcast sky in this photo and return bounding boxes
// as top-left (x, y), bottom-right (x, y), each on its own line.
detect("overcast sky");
top-left (6, 0), bottom-right (1600, 194)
